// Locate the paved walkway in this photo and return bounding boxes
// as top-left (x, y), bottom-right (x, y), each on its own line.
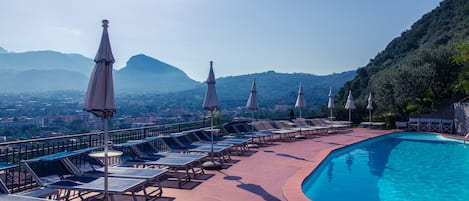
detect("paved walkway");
top-left (77, 128), bottom-right (394, 201)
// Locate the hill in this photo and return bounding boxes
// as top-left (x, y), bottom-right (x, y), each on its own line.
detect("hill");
top-left (0, 48), bottom-right (93, 92)
top-left (0, 49), bottom-right (93, 75)
top-left (336, 0), bottom-right (469, 119)
top-left (171, 70), bottom-right (356, 110)
top-left (114, 54), bottom-right (200, 93)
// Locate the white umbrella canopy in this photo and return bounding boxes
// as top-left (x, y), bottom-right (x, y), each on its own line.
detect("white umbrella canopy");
top-left (344, 90), bottom-right (356, 123)
top-left (327, 86), bottom-right (335, 121)
top-left (246, 79), bottom-right (258, 128)
top-left (295, 83), bottom-right (306, 118)
top-left (85, 20), bottom-right (115, 118)
top-left (202, 61), bottom-right (219, 112)
top-left (202, 61), bottom-right (221, 169)
top-left (367, 93), bottom-right (373, 123)
top-left (246, 79), bottom-right (258, 112)
top-left (84, 19), bottom-right (115, 201)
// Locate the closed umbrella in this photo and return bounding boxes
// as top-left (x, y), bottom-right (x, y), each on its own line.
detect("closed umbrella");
top-left (84, 19), bottom-right (115, 201)
top-left (327, 86), bottom-right (335, 122)
top-left (367, 93), bottom-right (373, 127)
top-left (344, 90), bottom-right (356, 123)
top-left (295, 83), bottom-right (307, 139)
top-left (246, 79), bottom-right (258, 129)
top-left (202, 61), bottom-right (221, 169)
top-left (295, 83), bottom-right (306, 118)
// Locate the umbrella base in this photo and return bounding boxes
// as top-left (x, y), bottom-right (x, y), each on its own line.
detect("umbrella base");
top-left (202, 161), bottom-right (223, 170)
top-left (295, 134), bottom-right (306, 139)
top-left (247, 143), bottom-right (259, 148)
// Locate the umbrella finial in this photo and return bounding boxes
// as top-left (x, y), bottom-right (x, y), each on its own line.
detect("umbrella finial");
top-left (102, 19), bottom-right (109, 28)
top-left (210, 61), bottom-right (213, 68)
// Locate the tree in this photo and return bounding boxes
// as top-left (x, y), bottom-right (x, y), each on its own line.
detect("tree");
top-left (453, 42), bottom-right (469, 95)
top-left (371, 47), bottom-right (462, 116)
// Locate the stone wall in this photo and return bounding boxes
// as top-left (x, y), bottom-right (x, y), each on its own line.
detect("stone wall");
top-left (454, 102), bottom-right (469, 135)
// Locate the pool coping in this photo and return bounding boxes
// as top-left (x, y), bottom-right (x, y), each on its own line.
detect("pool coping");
top-left (282, 130), bottom-right (395, 201)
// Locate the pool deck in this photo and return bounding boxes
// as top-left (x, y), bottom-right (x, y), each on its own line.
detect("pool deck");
top-left (73, 128), bottom-right (396, 201)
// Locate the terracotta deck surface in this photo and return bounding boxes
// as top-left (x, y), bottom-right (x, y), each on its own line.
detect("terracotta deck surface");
top-left (73, 128), bottom-right (395, 201)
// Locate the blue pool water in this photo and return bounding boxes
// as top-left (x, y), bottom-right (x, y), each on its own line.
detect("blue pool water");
top-left (302, 132), bottom-right (469, 201)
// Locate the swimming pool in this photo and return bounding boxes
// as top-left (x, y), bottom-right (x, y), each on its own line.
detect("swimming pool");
top-left (302, 132), bottom-right (469, 201)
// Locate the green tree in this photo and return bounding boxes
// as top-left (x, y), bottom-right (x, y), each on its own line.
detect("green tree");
top-left (453, 42), bottom-right (469, 95)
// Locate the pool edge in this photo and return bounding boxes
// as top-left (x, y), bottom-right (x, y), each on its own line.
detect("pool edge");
top-left (282, 129), bottom-right (398, 201)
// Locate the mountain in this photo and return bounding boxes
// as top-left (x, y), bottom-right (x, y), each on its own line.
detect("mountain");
top-left (0, 47), bottom-right (93, 92)
top-left (114, 54), bottom-right (200, 93)
top-left (174, 70), bottom-right (356, 110)
top-left (0, 69), bottom-right (88, 92)
top-left (336, 0), bottom-right (469, 118)
top-left (0, 47), bottom-right (7, 54)
top-left (0, 49), bottom-right (93, 75)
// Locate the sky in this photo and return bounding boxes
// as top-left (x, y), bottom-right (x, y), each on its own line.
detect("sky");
top-left (0, 0), bottom-right (443, 81)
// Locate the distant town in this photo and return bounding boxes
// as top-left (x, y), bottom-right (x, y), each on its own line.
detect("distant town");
top-left (0, 91), bottom-right (315, 142)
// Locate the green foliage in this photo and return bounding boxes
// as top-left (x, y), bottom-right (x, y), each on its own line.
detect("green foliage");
top-left (371, 47), bottom-right (462, 117)
top-left (338, 0), bottom-right (469, 119)
top-left (453, 42), bottom-right (469, 94)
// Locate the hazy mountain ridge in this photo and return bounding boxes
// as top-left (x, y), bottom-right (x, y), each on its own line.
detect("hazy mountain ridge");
top-left (0, 50), bottom-right (94, 75)
top-left (175, 70), bottom-right (356, 109)
top-left (114, 54), bottom-right (200, 93)
top-left (0, 47), bottom-right (356, 106)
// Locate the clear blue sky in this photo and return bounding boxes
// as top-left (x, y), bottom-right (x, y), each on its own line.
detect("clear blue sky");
top-left (0, 0), bottom-right (442, 81)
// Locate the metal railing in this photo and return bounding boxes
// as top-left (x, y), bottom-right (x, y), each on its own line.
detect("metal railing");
top-left (0, 120), bottom-right (208, 193)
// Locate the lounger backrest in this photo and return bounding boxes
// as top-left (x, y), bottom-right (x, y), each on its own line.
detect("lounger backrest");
top-left (235, 124), bottom-right (250, 132)
top-left (23, 159), bottom-right (73, 186)
top-left (261, 121), bottom-right (276, 130)
top-left (159, 137), bottom-right (185, 149)
top-left (195, 130), bottom-right (210, 141)
top-left (223, 125), bottom-right (239, 133)
top-left (251, 122), bottom-right (267, 131)
top-left (173, 135), bottom-right (193, 146)
top-left (0, 179), bottom-right (10, 194)
top-left (275, 121), bottom-right (294, 129)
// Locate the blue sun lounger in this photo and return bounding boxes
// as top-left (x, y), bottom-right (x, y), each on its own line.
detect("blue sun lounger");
top-left (126, 139), bottom-right (208, 172)
top-left (78, 152), bottom-right (168, 198)
top-left (160, 135), bottom-right (233, 164)
top-left (187, 130), bottom-right (250, 154)
top-left (114, 141), bottom-right (202, 188)
top-left (21, 151), bottom-right (153, 201)
top-left (0, 174), bottom-right (52, 201)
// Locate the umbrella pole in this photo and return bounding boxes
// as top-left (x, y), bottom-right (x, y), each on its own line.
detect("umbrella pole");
top-left (299, 109), bottom-right (302, 119)
top-left (369, 110), bottom-right (372, 128)
top-left (104, 117), bottom-right (109, 201)
top-left (349, 109), bottom-right (351, 127)
top-left (210, 110), bottom-right (214, 162)
top-left (202, 110), bottom-right (222, 169)
top-left (251, 111), bottom-right (254, 132)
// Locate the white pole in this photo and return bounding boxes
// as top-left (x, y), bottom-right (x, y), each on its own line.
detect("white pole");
top-left (369, 109), bottom-right (372, 128)
top-left (251, 111), bottom-right (255, 132)
top-left (349, 109), bottom-right (352, 126)
top-left (104, 118), bottom-right (109, 201)
top-left (210, 110), bottom-right (214, 161)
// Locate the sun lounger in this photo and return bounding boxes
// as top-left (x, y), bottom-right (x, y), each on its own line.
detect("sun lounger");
top-left (183, 130), bottom-right (250, 154)
top-left (165, 134), bottom-right (233, 163)
top-left (251, 121), bottom-right (294, 141)
top-left (0, 176), bottom-right (52, 201)
top-left (114, 141), bottom-right (203, 188)
top-left (21, 151), bottom-right (149, 201)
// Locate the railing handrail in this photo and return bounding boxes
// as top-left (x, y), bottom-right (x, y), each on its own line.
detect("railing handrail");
top-left (0, 120), bottom-right (210, 193)
top-left (0, 120), bottom-right (207, 146)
